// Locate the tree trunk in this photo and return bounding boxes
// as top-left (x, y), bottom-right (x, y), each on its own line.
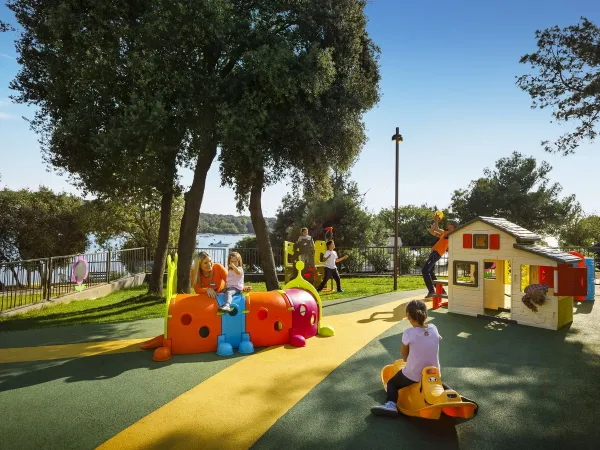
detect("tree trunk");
top-left (148, 190), bottom-right (174, 295)
top-left (250, 172), bottom-right (279, 290)
top-left (176, 144), bottom-right (218, 293)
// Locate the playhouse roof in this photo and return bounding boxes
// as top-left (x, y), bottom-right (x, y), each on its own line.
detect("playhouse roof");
top-left (447, 216), bottom-right (541, 242)
top-left (513, 244), bottom-right (582, 264)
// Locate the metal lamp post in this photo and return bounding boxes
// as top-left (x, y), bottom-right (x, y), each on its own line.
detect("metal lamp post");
top-left (391, 128), bottom-right (403, 291)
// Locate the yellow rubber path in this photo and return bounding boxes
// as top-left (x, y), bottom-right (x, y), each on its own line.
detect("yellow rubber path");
top-left (0, 338), bottom-right (148, 364)
top-left (97, 295), bottom-right (420, 449)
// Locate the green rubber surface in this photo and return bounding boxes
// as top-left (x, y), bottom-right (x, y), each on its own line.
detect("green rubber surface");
top-left (1, 291), bottom-right (599, 450)
top-left (254, 301), bottom-right (600, 449)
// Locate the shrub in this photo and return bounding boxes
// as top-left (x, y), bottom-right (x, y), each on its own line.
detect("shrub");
top-left (368, 249), bottom-right (391, 273)
top-left (341, 248), bottom-right (366, 273)
top-left (398, 250), bottom-right (416, 275)
top-left (414, 250), bottom-right (429, 268)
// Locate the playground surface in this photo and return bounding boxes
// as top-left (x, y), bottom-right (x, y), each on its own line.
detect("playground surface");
top-left (1, 289), bottom-right (599, 449)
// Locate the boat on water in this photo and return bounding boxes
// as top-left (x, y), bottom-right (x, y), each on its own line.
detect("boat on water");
top-left (208, 241), bottom-right (229, 248)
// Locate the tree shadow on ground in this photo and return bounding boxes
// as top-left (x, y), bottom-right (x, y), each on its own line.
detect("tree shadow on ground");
top-left (0, 293), bottom-right (163, 333)
top-left (0, 347), bottom-right (243, 392)
top-left (0, 294), bottom-right (165, 332)
top-left (253, 306), bottom-right (600, 450)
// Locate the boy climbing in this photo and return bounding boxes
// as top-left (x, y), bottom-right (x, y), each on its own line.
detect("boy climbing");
top-left (422, 214), bottom-right (456, 298)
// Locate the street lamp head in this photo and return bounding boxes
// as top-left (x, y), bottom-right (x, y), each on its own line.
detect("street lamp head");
top-left (391, 133), bottom-right (403, 142)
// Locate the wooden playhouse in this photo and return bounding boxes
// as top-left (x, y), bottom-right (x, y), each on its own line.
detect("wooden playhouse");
top-left (445, 216), bottom-right (587, 330)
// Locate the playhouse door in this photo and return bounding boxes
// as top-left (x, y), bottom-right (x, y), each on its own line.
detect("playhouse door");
top-left (483, 260), bottom-right (510, 312)
top-left (555, 265), bottom-right (588, 297)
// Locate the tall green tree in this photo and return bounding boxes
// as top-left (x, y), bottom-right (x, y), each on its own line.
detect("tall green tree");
top-left (450, 152), bottom-right (580, 234)
top-left (271, 175), bottom-right (374, 250)
top-left (558, 214), bottom-right (600, 248)
top-left (0, 20), bottom-right (13, 32)
top-left (9, 0), bottom-right (185, 295)
top-left (218, 0), bottom-right (380, 289)
top-left (0, 187), bottom-right (89, 262)
top-left (517, 17), bottom-right (600, 155)
top-left (377, 205), bottom-right (449, 247)
top-left (88, 193), bottom-right (185, 252)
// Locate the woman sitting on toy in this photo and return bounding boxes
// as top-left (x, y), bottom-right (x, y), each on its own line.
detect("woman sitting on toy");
top-left (192, 251), bottom-right (251, 301)
top-left (192, 251), bottom-right (227, 298)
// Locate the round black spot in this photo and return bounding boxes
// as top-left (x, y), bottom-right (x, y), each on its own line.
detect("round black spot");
top-left (228, 305), bottom-right (238, 317)
top-left (199, 326), bottom-right (210, 338)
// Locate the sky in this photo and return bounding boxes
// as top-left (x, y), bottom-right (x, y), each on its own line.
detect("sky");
top-left (1, 0), bottom-right (599, 219)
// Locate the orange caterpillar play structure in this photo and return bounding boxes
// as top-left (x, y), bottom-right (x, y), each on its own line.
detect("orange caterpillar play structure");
top-left (140, 255), bottom-right (334, 361)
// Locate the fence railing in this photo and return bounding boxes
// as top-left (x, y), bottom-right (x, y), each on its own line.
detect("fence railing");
top-left (163, 246), bottom-right (447, 277)
top-left (3, 244), bottom-right (598, 313)
top-left (0, 248), bottom-right (147, 312)
top-left (168, 245), bottom-right (600, 277)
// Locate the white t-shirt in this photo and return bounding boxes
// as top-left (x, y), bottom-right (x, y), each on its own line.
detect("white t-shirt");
top-left (324, 250), bottom-right (338, 269)
top-left (401, 323), bottom-right (442, 382)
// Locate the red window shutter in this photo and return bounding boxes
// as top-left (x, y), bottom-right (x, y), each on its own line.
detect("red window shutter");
top-left (556, 266), bottom-right (587, 296)
top-left (538, 266), bottom-right (555, 288)
top-left (489, 234), bottom-right (500, 250)
top-left (463, 234), bottom-right (472, 249)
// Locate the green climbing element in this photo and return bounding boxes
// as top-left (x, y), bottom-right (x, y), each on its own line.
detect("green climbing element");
top-left (283, 260), bottom-right (335, 337)
top-left (164, 253), bottom-right (178, 340)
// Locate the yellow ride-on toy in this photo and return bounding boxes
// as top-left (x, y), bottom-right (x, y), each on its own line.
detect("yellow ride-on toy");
top-left (380, 360), bottom-right (478, 420)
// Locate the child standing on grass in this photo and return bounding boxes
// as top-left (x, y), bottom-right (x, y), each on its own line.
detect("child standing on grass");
top-left (220, 252), bottom-right (244, 312)
top-left (316, 240), bottom-right (348, 293)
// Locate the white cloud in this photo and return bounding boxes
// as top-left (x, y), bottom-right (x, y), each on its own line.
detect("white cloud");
top-left (0, 112), bottom-right (18, 120)
top-left (0, 53), bottom-right (15, 60)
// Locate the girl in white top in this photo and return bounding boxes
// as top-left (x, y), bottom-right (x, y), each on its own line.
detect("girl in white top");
top-left (316, 240), bottom-right (348, 293)
top-left (371, 300), bottom-right (442, 416)
top-left (220, 252), bottom-right (244, 312)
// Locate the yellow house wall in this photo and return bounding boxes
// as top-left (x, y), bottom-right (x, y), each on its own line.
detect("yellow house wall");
top-left (447, 221), bottom-right (566, 330)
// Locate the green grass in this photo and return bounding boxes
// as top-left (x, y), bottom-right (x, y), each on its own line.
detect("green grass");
top-left (1, 291), bottom-right (46, 312)
top-left (0, 276), bottom-right (428, 332)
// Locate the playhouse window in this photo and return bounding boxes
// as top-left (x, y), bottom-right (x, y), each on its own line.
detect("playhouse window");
top-left (484, 261), bottom-right (496, 280)
top-left (453, 261), bottom-right (478, 287)
top-left (473, 234), bottom-right (488, 249)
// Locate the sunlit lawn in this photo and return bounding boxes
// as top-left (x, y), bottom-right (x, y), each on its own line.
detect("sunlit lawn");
top-left (0, 276), bottom-right (429, 332)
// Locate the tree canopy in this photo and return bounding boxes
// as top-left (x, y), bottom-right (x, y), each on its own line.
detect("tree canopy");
top-left (376, 205), bottom-right (449, 247)
top-left (216, 0), bottom-right (380, 289)
top-left (88, 193), bottom-right (185, 252)
top-left (271, 175), bottom-right (375, 249)
top-left (0, 187), bottom-right (89, 262)
top-left (558, 214), bottom-right (600, 248)
top-left (517, 17), bottom-right (600, 155)
top-left (450, 152), bottom-right (580, 234)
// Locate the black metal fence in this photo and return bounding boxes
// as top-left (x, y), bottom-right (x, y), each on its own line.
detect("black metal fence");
top-left (167, 246), bottom-right (446, 277)
top-left (3, 244), bottom-right (597, 313)
top-left (0, 248), bottom-right (147, 312)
